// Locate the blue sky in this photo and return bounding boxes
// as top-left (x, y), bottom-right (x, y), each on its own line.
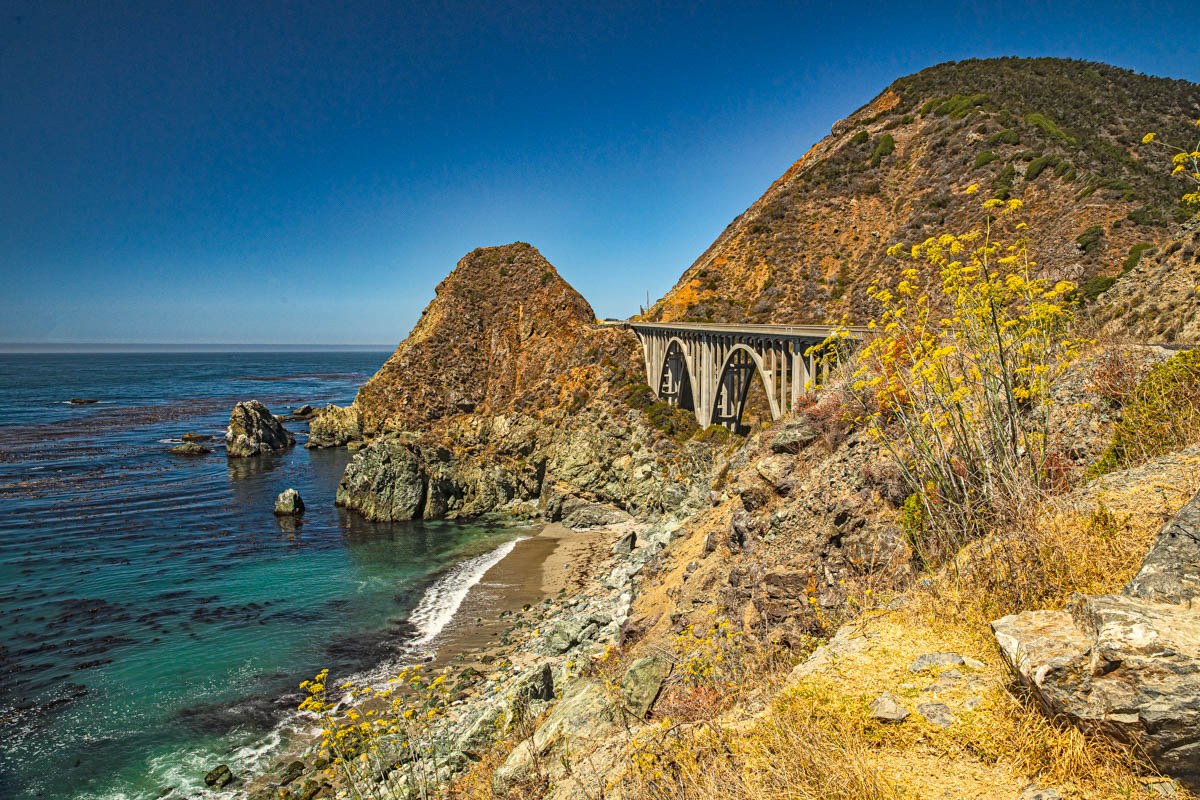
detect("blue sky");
top-left (1, 0), bottom-right (1197, 345)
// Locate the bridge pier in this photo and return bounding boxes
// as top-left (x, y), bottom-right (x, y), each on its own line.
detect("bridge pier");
top-left (629, 321), bottom-right (866, 432)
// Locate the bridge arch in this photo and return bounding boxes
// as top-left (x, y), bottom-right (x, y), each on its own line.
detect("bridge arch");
top-left (710, 344), bottom-right (780, 431)
top-left (656, 337), bottom-right (698, 412)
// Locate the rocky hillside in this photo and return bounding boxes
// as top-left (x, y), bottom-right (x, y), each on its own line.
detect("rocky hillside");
top-left (645, 57), bottom-right (1200, 340)
top-left (353, 242), bottom-right (618, 433)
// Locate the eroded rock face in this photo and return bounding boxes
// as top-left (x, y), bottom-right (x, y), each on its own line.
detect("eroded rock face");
top-left (335, 440), bottom-right (427, 521)
top-left (991, 490), bottom-right (1200, 790)
top-left (306, 404), bottom-right (362, 448)
top-left (225, 401), bottom-right (294, 457)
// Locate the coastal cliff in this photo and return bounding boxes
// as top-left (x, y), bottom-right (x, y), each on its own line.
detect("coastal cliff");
top-left (313, 242), bottom-right (722, 524)
top-left (259, 58), bottom-right (1200, 800)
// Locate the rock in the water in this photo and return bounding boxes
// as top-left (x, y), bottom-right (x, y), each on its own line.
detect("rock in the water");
top-left (770, 419), bottom-right (818, 454)
top-left (620, 656), bottom-right (672, 719)
top-left (909, 652), bottom-right (964, 672)
top-left (292, 404), bottom-right (314, 417)
top-left (169, 442), bottom-right (211, 455)
top-left (868, 691), bottom-right (910, 722)
top-left (611, 530), bottom-right (637, 555)
top-left (68, 398), bottom-right (98, 405)
top-left (204, 764), bottom-right (233, 788)
top-left (274, 489), bottom-right (305, 516)
top-left (336, 440), bottom-right (427, 521)
top-left (916, 702), bottom-right (955, 728)
top-left (180, 432), bottom-right (210, 442)
top-left (306, 404), bottom-right (362, 448)
top-left (991, 489), bottom-right (1200, 791)
top-left (225, 401), bottom-right (294, 457)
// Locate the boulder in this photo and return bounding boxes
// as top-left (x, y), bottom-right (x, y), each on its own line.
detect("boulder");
top-left (916, 702), bottom-right (955, 728)
top-left (225, 401), bottom-right (294, 457)
top-left (492, 678), bottom-right (616, 793)
top-left (336, 440), bottom-right (426, 521)
top-left (770, 419), bottom-right (818, 454)
top-left (306, 404), bottom-right (362, 448)
top-left (559, 495), bottom-right (633, 529)
top-left (869, 691), bottom-right (910, 722)
top-left (204, 764), bottom-right (233, 788)
top-left (620, 656), bottom-right (672, 719)
top-left (611, 530), bottom-right (637, 555)
top-left (542, 619), bottom-right (584, 654)
top-left (274, 489), bottom-right (305, 516)
top-left (909, 652), bottom-right (964, 672)
top-left (169, 442), bottom-right (211, 455)
top-left (292, 404), bottom-right (314, 417)
top-left (180, 432), bottom-right (210, 442)
top-left (68, 398), bottom-right (98, 405)
top-left (991, 490), bottom-right (1200, 791)
top-left (755, 455), bottom-right (795, 494)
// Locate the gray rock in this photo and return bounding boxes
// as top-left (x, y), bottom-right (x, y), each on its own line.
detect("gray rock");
top-left (492, 678), bottom-right (616, 793)
top-left (559, 495), bottom-right (633, 529)
top-left (1125, 488), bottom-right (1200, 604)
top-left (274, 488), bottom-right (305, 516)
top-left (542, 619), bottom-right (584, 654)
top-left (169, 442), bottom-right (211, 455)
top-left (915, 702), bottom-right (955, 728)
top-left (729, 510), bottom-right (757, 551)
top-left (225, 400), bottom-right (294, 457)
top-left (620, 656), bottom-right (672, 719)
top-left (336, 440), bottom-right (427, 521)
top-left (278, 760), bottom-right (305, 786)
top-left (611, 530), bottom-right (638, 555)
top-left (306, 404), bottom-right (362, 448)
top-left (755, 455), bottom-right (795, 494)
top-left (770, 419), bottom-right (818, 454)
top-left (868, 691), bottom-right (909, 722)
top-left (991, 489), bottom-right (1200, 791)
top-left (909, 652), bottom-right (964, 672)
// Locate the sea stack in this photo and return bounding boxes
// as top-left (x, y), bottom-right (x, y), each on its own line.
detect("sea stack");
top-left (274, 489), bottom-right (304, 516)
top-left (225, 400), bottom-right (295, 457)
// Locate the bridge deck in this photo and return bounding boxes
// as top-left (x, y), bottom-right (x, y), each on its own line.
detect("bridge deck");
top-left (627, 321), bottom-right (870, 339)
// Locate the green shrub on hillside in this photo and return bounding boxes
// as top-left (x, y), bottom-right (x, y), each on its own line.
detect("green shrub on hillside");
top-left (1079, 275), bottom-right (1117, 301)
top-left (933, 93), bottom-right (989, 119)
top-left (1024, 154), bottom-right (1060, 180)
top-left (1088, 348), bottom-right (1200, 477)
top-left (973, 150), bottom-right (1000, 169)
top-left (850, 130), bottom-right (869, 145)
top-left (987, 129), bottom-right (1021, 146)
top-left (1123, 242), bottom-right (1155, 271)
top-left (1024, 112), bottom-right (1073, 142)
top-left (870, 134), bottom-right (896, 167)
top-left (1076, 225), bottom-right (1104, 253)
top-left (991, 164), bottom-right (1016, 199)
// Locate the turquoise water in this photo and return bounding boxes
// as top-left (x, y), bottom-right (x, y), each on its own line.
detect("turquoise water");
top-left (0, 353), bottom-right (530, 800)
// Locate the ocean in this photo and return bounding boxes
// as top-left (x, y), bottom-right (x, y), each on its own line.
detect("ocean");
top-left (0, 352), bottom-right (533, 800)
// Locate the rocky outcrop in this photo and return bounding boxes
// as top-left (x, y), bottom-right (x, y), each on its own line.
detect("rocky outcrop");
top-left (352, 243), bottom-right (630, 433)
top-left (991, 490), bottom-right (1200, 790)
top-left (335, 408), bottom-right (718, 523)
top-left (274, 489), bottom-right (304, 516)
top-left (306, 404), bottom-right (361, 449)
top-left (225, 401), bottom-right (294, 457)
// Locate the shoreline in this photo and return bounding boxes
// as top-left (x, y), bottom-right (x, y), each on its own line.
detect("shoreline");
top-left (237, 520), bottom-right (628, 797)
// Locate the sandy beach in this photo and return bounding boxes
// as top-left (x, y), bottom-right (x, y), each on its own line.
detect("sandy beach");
top-left (425, 522), bottom-right (624, 669)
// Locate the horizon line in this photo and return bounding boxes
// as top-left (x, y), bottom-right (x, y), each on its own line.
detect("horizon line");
top-left (0, 342), bottom-right (395, 353)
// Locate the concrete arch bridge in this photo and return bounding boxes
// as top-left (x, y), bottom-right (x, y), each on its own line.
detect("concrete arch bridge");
top-left (628, 322), bottom-right (868, 431)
